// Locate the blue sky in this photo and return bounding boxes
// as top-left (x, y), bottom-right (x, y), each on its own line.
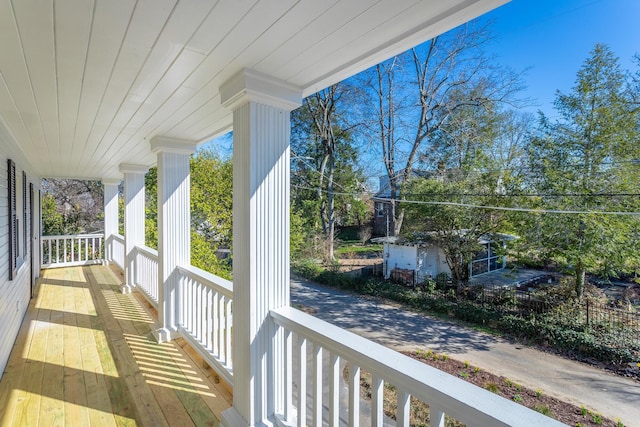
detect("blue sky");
top-left (477, 0), bottom-right (640, 117)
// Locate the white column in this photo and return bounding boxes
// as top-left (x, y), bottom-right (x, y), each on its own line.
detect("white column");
top-left (119, 164), bottom-right (148, 294)
top-left (150, 136), bottom-right (197, 343)
top-left (102, 178), bottom-right (121, 264)
top-left (219, 69), bottom-right (301, 427)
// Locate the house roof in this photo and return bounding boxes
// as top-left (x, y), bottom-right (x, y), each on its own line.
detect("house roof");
top-left (0, 1), bottom-right (507, 180)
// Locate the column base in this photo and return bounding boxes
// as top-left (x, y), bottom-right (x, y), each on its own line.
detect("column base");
top-left (120, 283), bottom-right (134, 294)
top-left (152, 324), bottom-right (179, 343)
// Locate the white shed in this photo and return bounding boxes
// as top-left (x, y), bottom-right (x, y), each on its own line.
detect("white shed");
top-left (374, 233), bottom-right (516, 284)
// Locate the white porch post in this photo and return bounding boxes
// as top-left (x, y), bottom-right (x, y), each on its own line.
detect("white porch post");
top-left (220, 69), bottom-right (301, 427)
top-left (102, 178), bottom-right (121, 264)
top-left (150, 137), bottom-right (197, 343)
top-left (119, 164), bottom-right (148, 294)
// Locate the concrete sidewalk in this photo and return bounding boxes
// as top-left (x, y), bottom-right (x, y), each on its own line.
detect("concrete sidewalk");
top-left (291, 278), bottom-right (640, 426)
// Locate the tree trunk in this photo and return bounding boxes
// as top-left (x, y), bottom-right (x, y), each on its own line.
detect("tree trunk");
top-left (394, 206), bottom-right (404, 236)
top-left (326, 150), bottom-right (336, 261)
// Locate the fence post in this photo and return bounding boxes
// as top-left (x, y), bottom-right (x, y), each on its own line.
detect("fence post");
top-left (586, 298), bottom-right (590, 327)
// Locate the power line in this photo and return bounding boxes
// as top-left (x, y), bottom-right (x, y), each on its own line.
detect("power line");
top-left (376, 197), bottom-right (640, 216)
top-left (402, 192), bottom-right (640, 198)
top-left (292, 184), bottom-right (640, 216)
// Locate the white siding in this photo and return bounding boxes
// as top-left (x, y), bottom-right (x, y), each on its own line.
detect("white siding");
top-left (0, 120), bottom-right (41, 379)
top-left (384, 244), bottom-right (417, 278)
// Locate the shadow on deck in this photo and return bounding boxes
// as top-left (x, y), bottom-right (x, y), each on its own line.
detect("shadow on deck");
top-left (0, 265), bottom-right (231, 427)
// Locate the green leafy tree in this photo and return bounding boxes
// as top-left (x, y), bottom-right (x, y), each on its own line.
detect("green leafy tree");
top-left (41, 193), bottom-right (67, 235)
top-left (526, 44), bottom-right (640, 298)
top-left (402, 176), bottom-right (507, 288)
top-left (144, 148), bottom-right (233, 279)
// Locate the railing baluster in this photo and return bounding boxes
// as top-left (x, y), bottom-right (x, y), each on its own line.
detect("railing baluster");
top-left (205, 287), bottom-right (212, 351)
top-left (213, 291), bottom-right (219, 356)
top-left (284, 328), bottom-right (293, 422)
top-left (312, 343), bottom-right (322, 427)
top-left (372, 374), bottom-right (384, 427)
top-left (430, 406), bottom-right (445, 427)
top-left (329, 352), bottom-right (340, 427)
top-left (397, 390), bottom-right (410, 427)
top-left (349, 364), bottom-right (360, 426)
top-left (197, 281), bottom-right (203, 340)
top-left (297, 335), bottom-right (307, 427)
top-left (225, 298), bottom-right (232, 366)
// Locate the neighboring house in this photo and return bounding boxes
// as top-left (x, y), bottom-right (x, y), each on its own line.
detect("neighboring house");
top-left (372, 170), bottom-right (430, 236)
top-left (372, 168), bottom-right (462, 236)
top-left (375, 233), bottom-right (517, 285)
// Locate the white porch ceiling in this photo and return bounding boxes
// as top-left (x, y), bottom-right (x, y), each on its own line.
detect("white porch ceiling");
top-left (0, 0), bottom-right (506, 180)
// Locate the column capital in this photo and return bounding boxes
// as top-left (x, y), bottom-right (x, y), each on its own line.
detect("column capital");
top-left (220, 68), bottom-right (302, 111)
top-left (102, 177), bottom-right (122, 186)
top-left (119, 163), bottom-right (149, 174)
top-left (150, 136), bottom-right (198, 155)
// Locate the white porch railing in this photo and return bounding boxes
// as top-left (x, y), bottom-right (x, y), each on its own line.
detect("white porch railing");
top-left (134, 245), bottom-right (159, 308)
top-left (270, 306), bottom-right (565, 427)
top-left (108, 233), bottom-right (125, 269)
top-left (41, 233), bottom-right (564, 425)
top-left (177, 264), bottom-right (234, 386)
top-left (41, 234), bottom-right (104, 268)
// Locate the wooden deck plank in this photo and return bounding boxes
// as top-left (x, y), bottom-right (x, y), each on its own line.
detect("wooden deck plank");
top-left (63, 268), bottom-right (91, 427)
top-left (85, 266), bottom-right (169, 427)
top-left (70, 267), bottom-right (118, 427)
top-left (11, 278), bottom-right (53, 427)
top-left (174, 338), bottom-right (233, 418)
top-left (0, 280), bottom-right (41, 427)
top-left (0, 265), bottom-right (231, 427)
top-left (39, 272), bottom-right (67, 426)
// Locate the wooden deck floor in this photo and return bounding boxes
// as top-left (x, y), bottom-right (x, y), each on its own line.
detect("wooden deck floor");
top-left (0, 265), bottom-right (232, 426)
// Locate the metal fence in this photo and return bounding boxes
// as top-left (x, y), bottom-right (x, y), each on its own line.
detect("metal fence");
top-left (459, 284), bottom-right (640, 344)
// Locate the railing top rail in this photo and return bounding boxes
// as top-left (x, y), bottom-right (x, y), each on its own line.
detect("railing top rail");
top-left (135, 244), bottom-right (159, 259)
top-left (177, 264), bottom-right (233, 299)
top-left (110, 233), bottom-right (125, 242)
top-left (42, 233), bottom-right (105, 239)
top-left (271, 306), bottom-right (565, 427)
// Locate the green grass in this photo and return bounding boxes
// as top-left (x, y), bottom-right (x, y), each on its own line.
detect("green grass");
top-left (335, 243), bottom-right (382, 255)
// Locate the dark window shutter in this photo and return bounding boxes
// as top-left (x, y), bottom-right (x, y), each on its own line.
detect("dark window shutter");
top-left (8, 159), bottom-right (17, 280)
top-left (23, 171), bottom-right (28, 256)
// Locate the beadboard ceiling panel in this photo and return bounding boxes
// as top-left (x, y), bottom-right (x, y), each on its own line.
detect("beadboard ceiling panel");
top-left (0, 0), bottom-right (507, 180)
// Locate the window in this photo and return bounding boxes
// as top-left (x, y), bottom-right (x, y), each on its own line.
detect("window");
top-left (376, 202), bottom-right (385, 217)
top-left (8, 159), bottom-right (17, 280)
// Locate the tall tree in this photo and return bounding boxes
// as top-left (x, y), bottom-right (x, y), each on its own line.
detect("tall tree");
top-left (527, 44), bottom-right (640, 298)
top-left (363, 21), bottom-right (524, 236)
top-left (291, 83), bottom-right (366, 261)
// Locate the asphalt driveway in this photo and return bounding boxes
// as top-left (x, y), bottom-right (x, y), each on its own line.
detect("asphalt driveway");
top-left (290, 277), bottom-right (640, 426)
